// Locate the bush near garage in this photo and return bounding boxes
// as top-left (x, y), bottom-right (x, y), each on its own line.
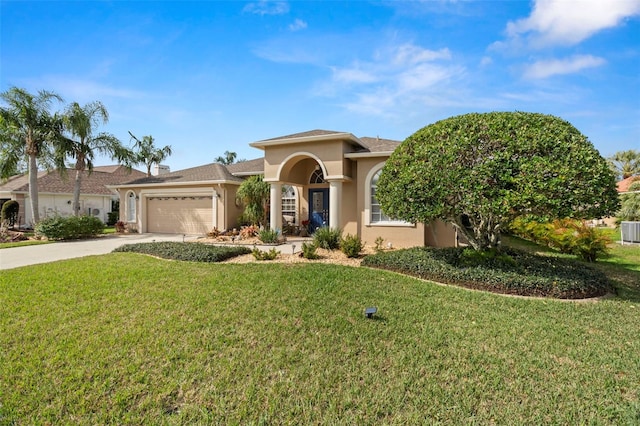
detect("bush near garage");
top-left (113, 242), bottom-right (251, 262)
top-left (35, 215), bottom-right (105, 240)
top-left (362, 247), bottom-right (613, 299)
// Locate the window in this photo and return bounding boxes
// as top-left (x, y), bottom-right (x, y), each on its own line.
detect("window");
top-left (309, 168), bottom-right (325, 184)
top-left (368, 168), bottom-right (411, 226)
top-left (281, 185), bottom-right (297, 224)
top-left (370, 170), bottom-right (392, 223)
top-left (126, 191), bottom-right (136, 222)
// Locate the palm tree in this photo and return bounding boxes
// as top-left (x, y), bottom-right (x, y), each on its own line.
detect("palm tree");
top-left (236, 175), bottom-right (270, 226)
top-left (58, 101), bottom-right (135, 216)
top-left (215, 150), bottom-right (237, 165)
top-left (608, 149), bottom-right (640, 180)
top-left (0, 87), bottom-right (64, 223)
top-left (128, 132), bottom-right (172, 177)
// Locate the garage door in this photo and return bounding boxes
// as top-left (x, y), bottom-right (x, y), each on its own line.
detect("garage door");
top-left (146, 196), bottom-right (213, 234)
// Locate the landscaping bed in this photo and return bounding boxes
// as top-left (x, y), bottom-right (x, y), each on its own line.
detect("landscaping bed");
top-left (362, 247), bottom-right (614, 299)
top-left (112, 241), bottom-right (251, 262)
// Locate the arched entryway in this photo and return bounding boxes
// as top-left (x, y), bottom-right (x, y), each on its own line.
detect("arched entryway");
top-left (267, 152), bottom-right (343, 233)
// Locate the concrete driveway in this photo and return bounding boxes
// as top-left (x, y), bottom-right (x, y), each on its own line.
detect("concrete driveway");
top-left (0, 233), bottom-right (198, 270)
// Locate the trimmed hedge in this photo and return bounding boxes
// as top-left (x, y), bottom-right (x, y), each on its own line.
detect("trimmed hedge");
top-left (362, 247), bottom-right (613, 299)
top-left (113, 242), bottom-right (251, 262)
top-left (35, 215), bottom-right (105, 240)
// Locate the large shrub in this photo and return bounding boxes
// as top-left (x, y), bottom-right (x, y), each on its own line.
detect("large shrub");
top-left (1, 200), bottom-right (19, 228)
top-left (376, 112), bottom-right (620, 251)
top-left (35, 215), bottom-right (104, 240)
top-left (362, 247), bottom-right (613, 299)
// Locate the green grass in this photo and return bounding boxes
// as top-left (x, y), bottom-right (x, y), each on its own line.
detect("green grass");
top-left (0, 239), bottom-right (52, 249)
top-left (2, 254), bottom-right (640, 424)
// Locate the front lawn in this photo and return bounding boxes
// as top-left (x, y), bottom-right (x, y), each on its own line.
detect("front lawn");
top-left (1, 254), bottom-right (639, 424)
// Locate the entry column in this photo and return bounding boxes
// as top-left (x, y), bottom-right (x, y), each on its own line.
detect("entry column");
top-left (328, 180), bottom-right (342, 230)
top-left (270, 183), bottom-right (282, 231)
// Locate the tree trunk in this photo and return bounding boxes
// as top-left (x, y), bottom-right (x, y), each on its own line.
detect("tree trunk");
top-left (452, 216), bottom-right (502, 251)
top-left (28, 154), bottom-right (39, 224)
top-left (73, 168), bottom-right (83, 216)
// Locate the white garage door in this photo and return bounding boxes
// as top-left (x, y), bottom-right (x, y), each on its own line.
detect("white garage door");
top-left (146, 196), bottom-right (213, 235)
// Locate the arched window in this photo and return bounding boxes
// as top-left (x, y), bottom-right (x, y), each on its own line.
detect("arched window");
top-left (281, 185), bottom-right (297, 225)
top-left (309, 168), bottom-right (325, 184)
top-left (126, 191), bottom-right (136, 222)
top-left (366, 166), bottom-right (411, 226)
top-left (370, 170), bottom-right (391, 223)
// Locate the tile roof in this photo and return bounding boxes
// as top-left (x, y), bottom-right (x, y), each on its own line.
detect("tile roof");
top-left (120, 162), bottom-right (244, 185)
top-left (0, 166), bottom-right (146, 195)
top-left (617, 175), bottom-right (640, 193)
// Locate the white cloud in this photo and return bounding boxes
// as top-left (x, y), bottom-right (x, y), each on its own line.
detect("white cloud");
top-left (506, 0), bottom-right (640, 48)
top-left (26, 75), bottom-right (145, 104)
top-left (523, 55), bottom-right (606, 79)
top-left (322, 42), bottom-right (464, 117)
top-left (331, 66), bottom-right (378, 84)
top-left (289, 18), bottom-right (307, 32)
top-left (392, 44), bottom-right (451, 66)
top-left (243, 1), bottom-right (289, 16)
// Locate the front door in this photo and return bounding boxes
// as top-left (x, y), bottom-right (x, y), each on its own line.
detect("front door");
top-left (308, 188), bottom-right (329, 233)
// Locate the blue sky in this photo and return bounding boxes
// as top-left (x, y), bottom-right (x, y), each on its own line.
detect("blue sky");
top-left (2, 0), bottom-right (639, 171)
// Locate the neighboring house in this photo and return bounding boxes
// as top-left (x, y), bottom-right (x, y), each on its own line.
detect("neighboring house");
top-left (617, 175), bottom-right (640, 194)
top-left (110, 129), bottom-right (459, 248)
top-left (0, 165), bottom-right (146, 227)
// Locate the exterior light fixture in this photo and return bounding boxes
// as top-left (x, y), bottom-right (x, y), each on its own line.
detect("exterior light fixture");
top-left (364, 307), bottom-right (377, 319)
top-left (292, 244), bottom-right (296, 255)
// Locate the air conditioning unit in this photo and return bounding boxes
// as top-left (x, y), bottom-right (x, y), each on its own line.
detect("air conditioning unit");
top-left (621, 221), bottom-right (640, 244)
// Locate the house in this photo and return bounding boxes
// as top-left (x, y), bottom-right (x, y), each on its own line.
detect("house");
top-left (617, 175), bottom-right (640, 194)
top-left (109, 130), bottom-right (459, 248)
top-left (0, 165), bottom-right (146, 227)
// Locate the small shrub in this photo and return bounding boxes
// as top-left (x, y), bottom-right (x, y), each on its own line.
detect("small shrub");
top-left (341, 233), bottom-right (364, 258)
top-left (115, 220), bottom-right (126, 233)
top-left (374, 236), bottom-right (385, 252)
top-left (35, 215), bottom-right (104, 240)
top-left (239, 225), bottom-right (259, 239)
top-left (113, 242), bottom-right (251, 262)
top-left (207, 227), bottom-right (221, 238)
top-left (509, 217), bottom-right (611, 262)
top-left (570, 222), bottom-right (612, 262)
top-left (252, 247), bottom-right (279, 261)
top-left (1, 200), bottom-right (19, 228)
top-left (301, 241), bottom-right (320, 259)
top-left (106, 211), bottom-right (119, 226)
top-left (313, 227), bottom-right (341, 250)
top-left (258, 228), bottom-right (280, 244)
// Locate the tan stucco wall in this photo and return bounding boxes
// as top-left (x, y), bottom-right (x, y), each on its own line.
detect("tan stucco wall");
top-left (263, 140), bottom-right (355, 182)
top-left (353, 157), bottom-right (426, 248)
top-left (424, 220), bottom-right (458, 248)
